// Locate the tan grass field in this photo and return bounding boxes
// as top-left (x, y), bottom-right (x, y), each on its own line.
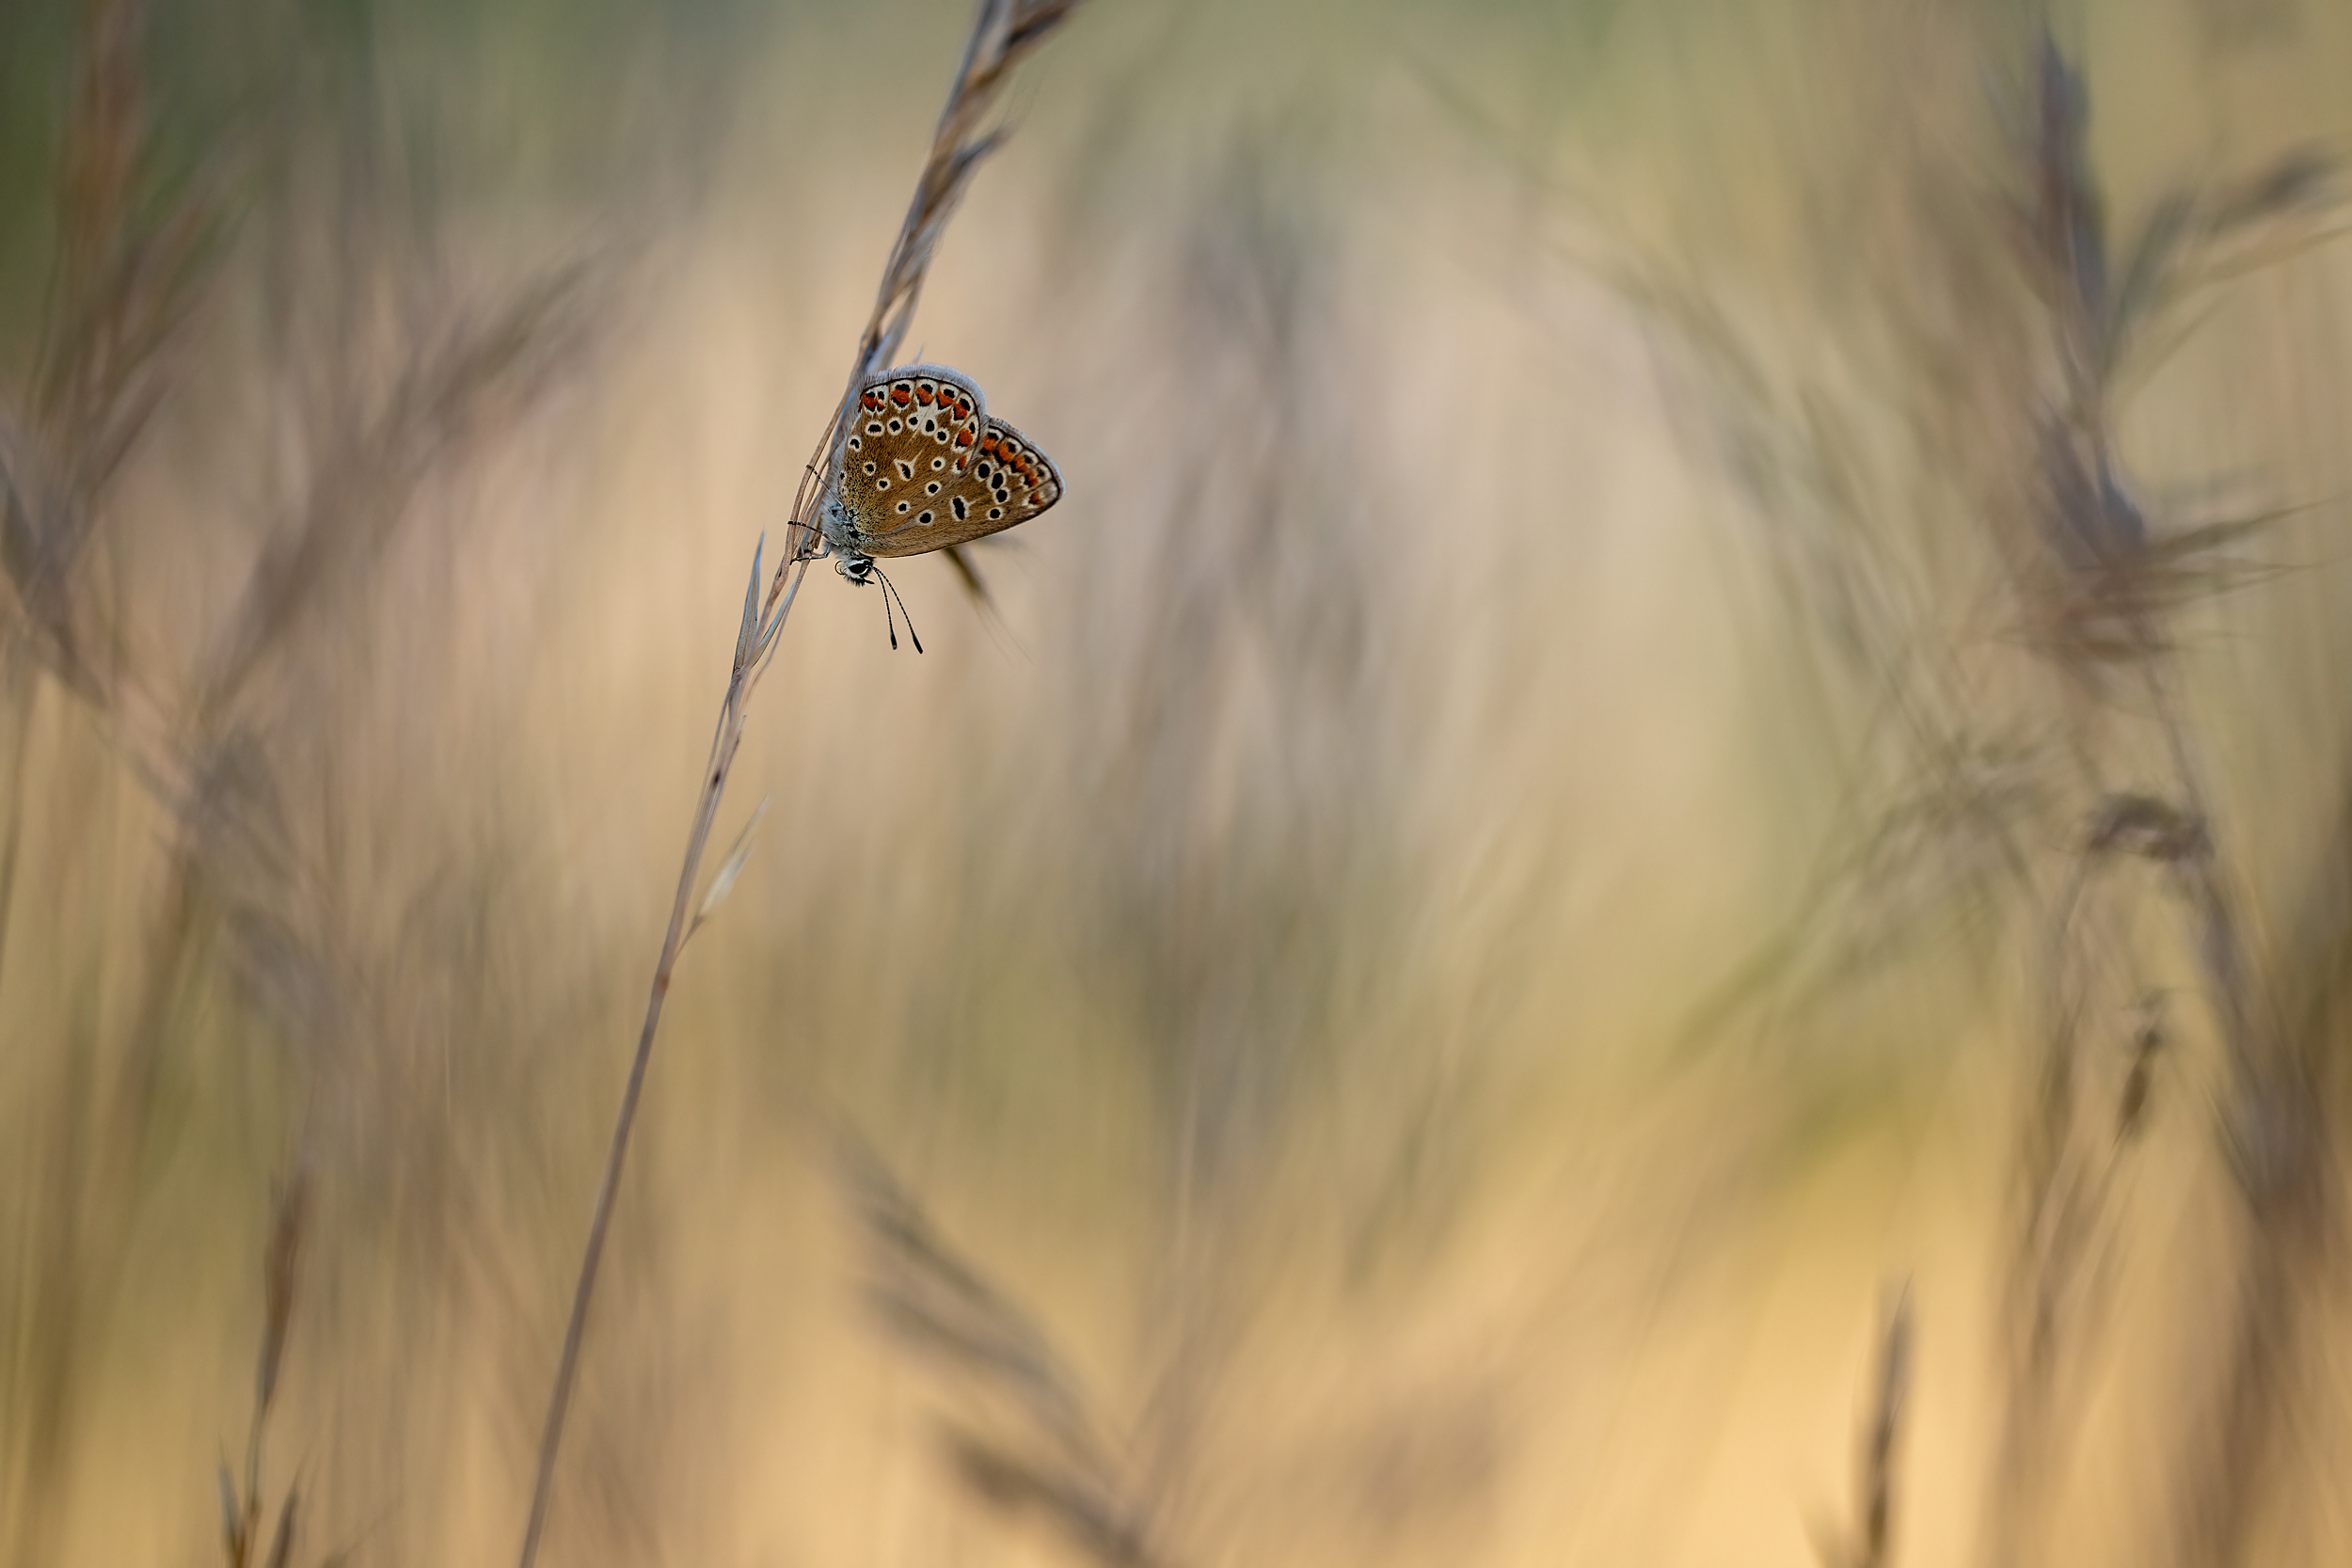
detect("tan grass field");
top-left (5, 2), bottom-right (2352, 1565)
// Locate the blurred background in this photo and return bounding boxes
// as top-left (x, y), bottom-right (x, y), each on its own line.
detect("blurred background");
top-left (6, 1), bottom-right (2352, 1564)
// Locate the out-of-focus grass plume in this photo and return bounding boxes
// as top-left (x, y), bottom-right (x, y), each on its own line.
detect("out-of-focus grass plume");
top-left (7, 2), bottom-right (2352, 1565)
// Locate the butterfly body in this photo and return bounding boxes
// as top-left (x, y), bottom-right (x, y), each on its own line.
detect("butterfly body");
top-left (817, 364), bottom-right (1062, 579)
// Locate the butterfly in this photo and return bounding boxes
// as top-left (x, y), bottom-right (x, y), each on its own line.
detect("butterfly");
top-left (816, 363), bottom-right (1063, 590)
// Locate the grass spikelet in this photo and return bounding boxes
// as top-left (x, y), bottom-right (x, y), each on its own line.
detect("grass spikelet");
top-left (835, 1130), bottom-right (1161, 1567)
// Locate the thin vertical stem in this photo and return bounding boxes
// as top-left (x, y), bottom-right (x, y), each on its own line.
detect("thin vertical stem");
top-left (516, 561), bottom-right (805, 1568)
top-left (515, 5), bottom-right (1086, 1553)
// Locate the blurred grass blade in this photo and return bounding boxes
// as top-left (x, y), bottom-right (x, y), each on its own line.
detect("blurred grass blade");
top-left (256, 1170), bottom-right (308, 1415)
top-left (942, 543), bottom-right (993, 610)
top-left (262, 1490), bottom-right (297, 1568)
top-left (216, 1460), bottom-right (243, 1566)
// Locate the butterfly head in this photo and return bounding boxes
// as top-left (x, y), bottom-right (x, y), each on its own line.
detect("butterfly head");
top-left (812, 479), bottom-right (888, 592)
top-left (831, 546), bottom-right (922, 652)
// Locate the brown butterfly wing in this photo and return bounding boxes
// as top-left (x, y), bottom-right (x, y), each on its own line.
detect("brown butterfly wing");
top-left (831, 366), bottom-right (1061, 560)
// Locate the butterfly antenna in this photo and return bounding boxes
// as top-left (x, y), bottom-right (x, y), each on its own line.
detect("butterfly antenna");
top-left (875, 564), bottom-right (924, 655)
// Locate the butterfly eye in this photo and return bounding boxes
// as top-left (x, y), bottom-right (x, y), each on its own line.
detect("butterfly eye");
top-left (875, 477), bottom-right (890, 490)
top-left (988, 507), bottom-right (1002, 519)
top-left (866, 421), bottom-right (882, 436)
top-left (887, 419), bottom-right (901, 433)
top-left (895, 459), bottom-right (915, 480)
top-left (862, 461), bottom-right (877, 474)
top-left (930, 457), bottom-right (946, 470)
top-left (848, 436), bottom-right (861, 451)
top-left (896, 500), bottom-right (912, 514)
top-left (951, 497), bottom-right (967, 520)
top-left (917, 510), bottom-right (933, 524)
top-left (925, 482), bottom-right (941, 494)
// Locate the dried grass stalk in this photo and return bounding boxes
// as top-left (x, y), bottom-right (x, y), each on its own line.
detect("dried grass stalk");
top-left (514, 6), bottom-right (1089, 1564)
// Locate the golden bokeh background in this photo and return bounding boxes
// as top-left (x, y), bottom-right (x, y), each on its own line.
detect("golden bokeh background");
top-left (6, 2), bottom-right (2352, 1564)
